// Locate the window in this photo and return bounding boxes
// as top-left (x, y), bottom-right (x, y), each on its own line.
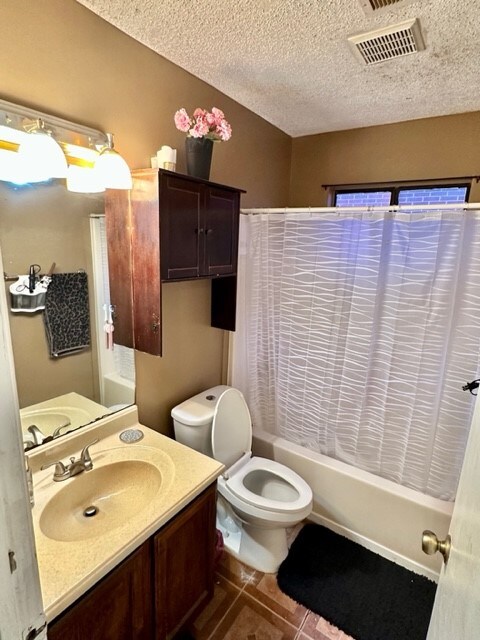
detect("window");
top-left (333, 183), bottom-right (470, 207)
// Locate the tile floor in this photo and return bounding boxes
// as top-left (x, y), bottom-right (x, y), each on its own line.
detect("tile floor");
top-left (186, 526), bottom-right (355, 640)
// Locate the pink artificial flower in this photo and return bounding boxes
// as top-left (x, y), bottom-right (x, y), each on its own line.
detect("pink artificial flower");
top-left (175, 106), bottom-right (232, 141)
top-left (174, 108), bottom-right (191, 133)
top-left (189, 120), bottom-right (209, 138)
top-left (205, 111), bottom-right (216, 126)
top-left (216, 120), bottom-right (232, 141)
top-left (212, 107), bottom-right (225, 125)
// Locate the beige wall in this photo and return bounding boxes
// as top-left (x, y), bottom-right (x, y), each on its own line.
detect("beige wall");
top-left (1, 0), bottom-right (291, 434)
top-left (290, 112), bottom-right (480, 206)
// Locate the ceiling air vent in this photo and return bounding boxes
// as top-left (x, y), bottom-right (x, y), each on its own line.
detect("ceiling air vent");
top-left (358, 0), bottom-right (415, 13)
top-left (348, 18), bottom-right (425, 65)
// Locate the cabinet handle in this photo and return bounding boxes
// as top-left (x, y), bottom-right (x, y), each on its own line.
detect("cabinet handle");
top-left (151, 314), bottom-right (160, 333)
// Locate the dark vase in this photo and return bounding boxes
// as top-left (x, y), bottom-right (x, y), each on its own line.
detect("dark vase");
top-left (185, 137), bottom-right (214, 180)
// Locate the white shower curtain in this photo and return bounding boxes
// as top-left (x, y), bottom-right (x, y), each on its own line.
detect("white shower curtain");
top-left (232, 208), bottom-right (480, 501)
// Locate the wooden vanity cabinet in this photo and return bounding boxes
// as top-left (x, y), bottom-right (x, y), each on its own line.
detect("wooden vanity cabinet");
top-left (47, 483), bottom-right (217, 640)
top-left (105, 170), bottom-right (243, 356)
top-left (47, 542), bottom-right (152, 640)
top-left (154, 481), bottom-right (216, 639)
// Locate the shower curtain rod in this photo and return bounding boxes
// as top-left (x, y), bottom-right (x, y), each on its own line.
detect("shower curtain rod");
top-left (241, 203), bottom-right (480, 215)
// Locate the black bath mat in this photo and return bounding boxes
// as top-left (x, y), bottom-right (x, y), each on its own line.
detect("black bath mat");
top-left (277, 523), bottom-right (436, 640)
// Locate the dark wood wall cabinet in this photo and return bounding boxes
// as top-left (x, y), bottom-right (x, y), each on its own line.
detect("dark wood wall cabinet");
top-left (105, 170), bottom-right (244, 356)
top-left (48, 483), bottom-right (216, 640)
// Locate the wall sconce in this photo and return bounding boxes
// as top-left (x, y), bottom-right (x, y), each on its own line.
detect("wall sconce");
top-left (0, 98), bottom-right (131, 192)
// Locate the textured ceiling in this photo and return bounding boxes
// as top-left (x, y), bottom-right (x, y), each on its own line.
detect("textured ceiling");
top-left (76, 0), bottom-right (480, 137)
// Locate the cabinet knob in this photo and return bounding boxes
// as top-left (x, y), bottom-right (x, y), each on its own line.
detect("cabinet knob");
top-left (151, 314), bottom-right (160, 333)
top-left (195, 228), bottom-right (204, 235)
top-left (205, 228), bottom-right (213, 235)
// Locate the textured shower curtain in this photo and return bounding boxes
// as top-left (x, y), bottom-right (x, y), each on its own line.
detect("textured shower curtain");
top-left (232, 208), bottom-right (480, 500)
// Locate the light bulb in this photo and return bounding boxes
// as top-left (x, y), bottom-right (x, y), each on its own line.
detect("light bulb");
top-left (17, 131), bottom-right (68, 182)
top-left (94, 133), bottom-right (132, 190)
top-left (66, 164), bottom-right (105, 193)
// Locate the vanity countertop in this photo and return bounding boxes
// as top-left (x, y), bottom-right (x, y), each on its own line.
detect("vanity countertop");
top-left (27, 406), bottom-right (224, 622)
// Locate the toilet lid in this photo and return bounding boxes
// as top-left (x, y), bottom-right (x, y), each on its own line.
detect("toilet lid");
top-left (211, 388), bottom-right (252, 468)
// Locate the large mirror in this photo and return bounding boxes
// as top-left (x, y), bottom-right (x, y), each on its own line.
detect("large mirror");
top-left (0, 180), bottom-right (135, 449)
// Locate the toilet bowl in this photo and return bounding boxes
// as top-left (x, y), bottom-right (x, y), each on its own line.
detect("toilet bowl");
top-left (171, 385), bottom-right (313, 573)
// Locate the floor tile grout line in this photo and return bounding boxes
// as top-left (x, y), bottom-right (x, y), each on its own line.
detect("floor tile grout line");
top-left (205, 589), bottom-right (242, 640)
top-left (236, 588), bottom-right (299, 634)
top-left (295, 611), bottom-right (311, 639)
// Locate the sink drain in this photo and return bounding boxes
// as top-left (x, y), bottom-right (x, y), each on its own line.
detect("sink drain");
top-left (83, 505), bottom-right (98, 518)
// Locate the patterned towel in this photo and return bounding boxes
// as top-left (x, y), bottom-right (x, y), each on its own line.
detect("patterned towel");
top-left (43, 272), bottom-right (90, 357)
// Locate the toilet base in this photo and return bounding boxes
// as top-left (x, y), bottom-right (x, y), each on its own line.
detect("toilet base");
top-left (238, 523), bottom-right (289, 573)
top-left (216, 498), bottom-right (289, 573)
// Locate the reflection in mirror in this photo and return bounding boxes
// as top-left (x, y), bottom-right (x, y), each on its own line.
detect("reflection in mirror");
top-left (0, 181), bottom-right (135, 450)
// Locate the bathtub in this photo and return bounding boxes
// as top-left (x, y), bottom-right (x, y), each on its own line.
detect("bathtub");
top-left (102, 372), bottom-right (135, 409)
top-left (252, 429), bottom-right (453, 581)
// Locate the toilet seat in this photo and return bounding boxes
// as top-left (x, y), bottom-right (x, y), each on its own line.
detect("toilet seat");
top-left (224, 456), bottom-right (312, 515)
top-left (211, 388), bottom-right (312, 517)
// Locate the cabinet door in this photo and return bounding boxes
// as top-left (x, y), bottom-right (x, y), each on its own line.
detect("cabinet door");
top-left (154, 483), bottom-right (216, 640)
top-left (159, 174), bottom-right (203, 281)
top-left (203, 186), bottom-right (240, 277)
top-left (131, 171), bottom-right (162, 355)
top-left (47, 541), bottom-right (152, 640)
top-left (105, 189), bottom-right (134, 348)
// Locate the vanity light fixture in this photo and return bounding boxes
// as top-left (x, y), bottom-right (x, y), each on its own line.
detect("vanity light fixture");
top-left (65, 144), bottom-right (105, 194)
top-left (17, 118), bottom-right (68, 183)
top-left (0, 98), bottom-right (131, 191)
top-left (94, 132), bottom-right (133, 190)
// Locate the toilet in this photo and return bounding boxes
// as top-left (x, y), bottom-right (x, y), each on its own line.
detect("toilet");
top-left (171, 385), bottom-right (313, 573)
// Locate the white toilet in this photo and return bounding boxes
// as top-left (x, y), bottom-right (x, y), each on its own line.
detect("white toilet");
top-left (171, 385), bottom-right (313, 573)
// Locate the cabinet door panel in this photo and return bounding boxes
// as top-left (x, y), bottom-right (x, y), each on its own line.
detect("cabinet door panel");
top-left (105, 189), bottom-right (134, 348)
top-left (154, 484), bottom-right (216, 639)
top-left (48, 542), bottom-right (152, 640)
top-left (131, 172), bottom-right (162, 355)
top-left (204, 187), bottom-right (239, 276)
top-left (160, 175), bottom-right (203, 280)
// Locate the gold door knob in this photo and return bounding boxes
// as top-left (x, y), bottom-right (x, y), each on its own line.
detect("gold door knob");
top-left (422, 530), bottom-right (451, 564)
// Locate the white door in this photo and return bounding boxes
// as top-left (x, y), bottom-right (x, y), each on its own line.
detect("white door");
top-left (0, 243), bottom-right (47, 639)
top-left (427, 390), bottom-right (480, 639)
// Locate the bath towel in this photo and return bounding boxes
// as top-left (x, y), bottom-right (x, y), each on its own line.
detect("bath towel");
top-left (43, 272), bottom-right (90, 357)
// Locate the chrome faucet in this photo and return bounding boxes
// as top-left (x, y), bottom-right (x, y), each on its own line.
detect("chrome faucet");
top-left (52, 419), bottom-right (72, 438)
top-left (27, 424), bottom-right (46, 445)
top-left (41, 439), bottom-right (99, 482)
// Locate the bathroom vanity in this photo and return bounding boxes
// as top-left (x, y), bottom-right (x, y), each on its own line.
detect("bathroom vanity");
top-left (27, 407), bottom-right (223, 639)
top-left (47, 484), bottom-right (216, 639)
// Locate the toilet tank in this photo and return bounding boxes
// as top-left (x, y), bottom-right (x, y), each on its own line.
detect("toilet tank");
top-left (171, 385), bottom-right (230, 457)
